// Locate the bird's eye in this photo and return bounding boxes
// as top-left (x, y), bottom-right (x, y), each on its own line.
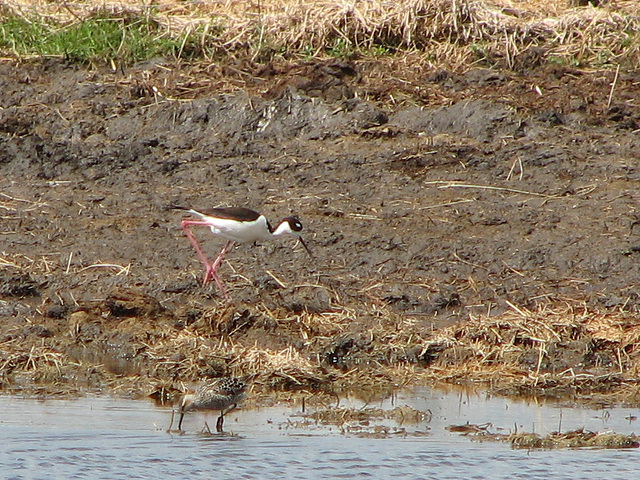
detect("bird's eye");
top-left (287, 218), bottom-right (303, 231)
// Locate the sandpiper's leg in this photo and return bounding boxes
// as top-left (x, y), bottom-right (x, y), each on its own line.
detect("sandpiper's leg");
top-left (216, 413), bottom-right (224, 433)
top-left (216, 402), bottom-right (237, 432)
top-left (223, 403), bottom-right (238, 416)
top-left (167, 409), bottom-right (176, 432)
top-left (177, 411), bottom-right (186, 431)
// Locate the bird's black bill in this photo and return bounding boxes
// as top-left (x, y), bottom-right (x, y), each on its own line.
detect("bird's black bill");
top-left (298, 237), bottom-right (313, 257)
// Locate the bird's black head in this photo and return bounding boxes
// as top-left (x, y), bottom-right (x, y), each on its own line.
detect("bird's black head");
top-left (281, 216), bottom-right (312, 256)
top-left (285, 216), bottom-right (304, 233)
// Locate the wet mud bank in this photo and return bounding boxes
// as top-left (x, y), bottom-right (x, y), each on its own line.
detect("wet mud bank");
top-left (2, 58), bottom-right (640, 405)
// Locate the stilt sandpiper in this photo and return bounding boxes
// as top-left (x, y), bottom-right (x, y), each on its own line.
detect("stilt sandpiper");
top-left (176, 376), bottom-right (252, 432)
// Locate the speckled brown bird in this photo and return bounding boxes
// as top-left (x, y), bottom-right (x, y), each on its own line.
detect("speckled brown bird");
top-left (177, 377), bottom-right (251, 432)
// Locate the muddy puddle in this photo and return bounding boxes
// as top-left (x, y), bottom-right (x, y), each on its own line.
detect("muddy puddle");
top-left (1, 388), bottom-right (639, 479)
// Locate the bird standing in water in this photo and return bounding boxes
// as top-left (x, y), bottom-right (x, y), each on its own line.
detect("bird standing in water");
top-left (174, 206), bottom-right (311, 299)
top-left (176, 377), bottom-right (251, 433)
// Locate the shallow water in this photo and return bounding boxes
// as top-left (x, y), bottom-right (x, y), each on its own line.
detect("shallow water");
top-left (1, 388), bottom-right (639, 480)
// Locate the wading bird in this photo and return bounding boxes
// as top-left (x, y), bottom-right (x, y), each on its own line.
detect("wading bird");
top-left (176, 376), bottom-right (251, 433)
top-left (175, 206), bottom-right (311, 298)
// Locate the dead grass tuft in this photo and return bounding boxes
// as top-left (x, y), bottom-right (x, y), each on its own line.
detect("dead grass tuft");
top-left (4, 280), bottom-right (640, 404)
top-left (2, 1), bottom-right (640, 69)
top-left (449, 423), bottom-right (640, 449)
top-left (411, 304), bottom-right (640, 402)
top-left (144, 323), bottom-right (337, 394)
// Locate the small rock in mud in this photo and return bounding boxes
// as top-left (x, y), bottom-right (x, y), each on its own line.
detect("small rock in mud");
top-left (0, 272), bottom-right (40, 298)
top-left (22, 324), bottom-right (54, 338)
top-left (104, 288), bottom-right (166, 318)
top-left (285, 286), bottom-right (333, 313)
top-left (45, 304), bottom-right (69, 319)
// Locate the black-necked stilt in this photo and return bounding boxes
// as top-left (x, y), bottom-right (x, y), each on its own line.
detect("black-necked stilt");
top-left (174, 206), bottom-right (311, 298)
top-left (176, 377), bottom-right (250, 432)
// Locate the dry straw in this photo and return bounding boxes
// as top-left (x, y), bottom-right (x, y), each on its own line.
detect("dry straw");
top-left (3, 1), bottom-right (640, 67)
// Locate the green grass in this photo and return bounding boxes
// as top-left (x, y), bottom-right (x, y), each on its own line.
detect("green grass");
top-left (0, 12), bottom-right (187, 65)
top-left (326, 38), bottom-right (354, 59)
top-left (2, 7), bottom-right (638, 71)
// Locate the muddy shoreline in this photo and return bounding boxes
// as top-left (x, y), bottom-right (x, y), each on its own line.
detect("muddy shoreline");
top-left (2, 57), bottom-right (640, 406)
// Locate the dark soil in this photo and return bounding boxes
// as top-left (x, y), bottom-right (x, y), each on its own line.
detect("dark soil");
top-left (2, 57), bottom-right (640, 403)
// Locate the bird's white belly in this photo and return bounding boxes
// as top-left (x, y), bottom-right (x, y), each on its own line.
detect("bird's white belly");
top-left (207, 217), bottom-right (269, 244)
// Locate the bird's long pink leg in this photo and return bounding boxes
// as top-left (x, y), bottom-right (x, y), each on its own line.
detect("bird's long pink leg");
top-left (180, 220), bottom-right (232, 299)
top-left (206, 240), bottom-right (233, 298)
top-left (181, 220), bottom-right (212, 274)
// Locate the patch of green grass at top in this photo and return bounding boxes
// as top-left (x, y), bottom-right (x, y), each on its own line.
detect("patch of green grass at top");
top-left (0, 12), bottom-right (187, 66)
